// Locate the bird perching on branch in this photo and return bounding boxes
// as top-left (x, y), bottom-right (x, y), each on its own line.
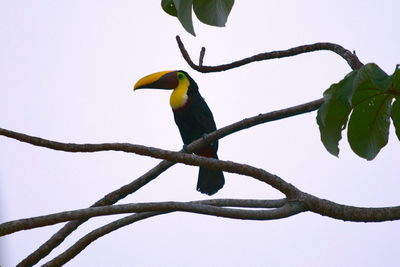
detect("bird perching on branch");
top-left (134, 70), bottom-right (224, 195)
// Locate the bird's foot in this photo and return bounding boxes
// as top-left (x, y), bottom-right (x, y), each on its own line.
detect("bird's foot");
top-left (202, 133), bottom-right (214, 145)
top-left (182, 144), bottom-right (189, 153)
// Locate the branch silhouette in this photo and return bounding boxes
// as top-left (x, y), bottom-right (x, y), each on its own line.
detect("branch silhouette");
top-left (31, 182), bottom-right (400, 267)
top-left (4, 193), bottom-right (400, 238)
top-left (42, 202), bottom-right (304, 266)
top-left (0, 98), bottom-right (323, 156)
top-left (176, 36), bottom-right (364, 72)
top-left (1, 199), bottom-right (292, 236)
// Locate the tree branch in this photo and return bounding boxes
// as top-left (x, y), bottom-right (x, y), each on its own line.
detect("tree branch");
top-left (42, 202), bottom-right (303, 266)
top-left (10, 98), bottom-right (321, 266)
top-left (176, 36), bottom-right (364, 72)
top-left (13, 193), bottom-right (400, 267)
top-left (302, 193), bottom-right (400, 222)
top-left (0, 199), bottom-right (291, 236)
top-left (2, 129), bottom-right (300, 196)
top-left (0, 98), bottom-right (323, 156)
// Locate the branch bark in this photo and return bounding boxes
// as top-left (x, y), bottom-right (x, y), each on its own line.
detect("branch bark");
top-left (41, 202), bottom-right (304, 266)
top-left (0, 98), bottom-right (323, 156)
top-left (0, 199), bottom-right (291, 236)
top-left (5, 192), bottom-right (400, 238)
top-left (176, 35), bottom-right (364, 72)
top-left (302, 193), bottom-right (400, 222)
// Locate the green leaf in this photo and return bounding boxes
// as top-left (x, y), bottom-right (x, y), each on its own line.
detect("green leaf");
top-left (316, 71), bottom-right (357, 156)
top-left (161, 0), bottom-right (177, 16)
top-left (346, 64), bottom-right (392, 160)
top-left (317, 63), bottom-right (400, 160)
top-left (347, 94), bottom-right (392, 160)
top-left (392, 66), bottom-right (400, 91)
top-left (161, 0), bottom-right (235, 36)
top-left (392, 98), bottom-right (400, 141)
top-left (391, 68), bottom-right (400, 141)
top-left (193, 0), bottom-right (234, 27)
top-left (351, 63), bottom-right (391, 105)
top-left (173, 0), bottom-right (196, 36)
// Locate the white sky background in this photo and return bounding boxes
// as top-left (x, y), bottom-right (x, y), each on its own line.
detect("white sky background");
top-left (0, 0), bottom-right (399, 266)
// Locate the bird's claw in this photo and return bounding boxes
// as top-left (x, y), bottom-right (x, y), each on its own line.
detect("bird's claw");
top-left (202, 133), bottom-right (215, 146)
top-left (182, 144), bottom-right (189, 153)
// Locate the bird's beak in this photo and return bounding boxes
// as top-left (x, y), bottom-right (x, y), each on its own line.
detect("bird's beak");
top-left (134, 70), bottom-right (178, 91)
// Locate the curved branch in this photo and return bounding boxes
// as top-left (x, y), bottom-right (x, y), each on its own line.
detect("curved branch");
top-left (42, 202), bottom-right (303, 267)
top-left (0, 98), bottom-right (323, 156)
top-left (176, 36), bottom-right (364, 72)
top-left (2, 132), bottom-right (299, 195)
top-left (302, 194), bottom-right (400, 222)
top-left (23, 194), bottom-right (400, 267)
top-left (1, 199), bottom-right (288, 236)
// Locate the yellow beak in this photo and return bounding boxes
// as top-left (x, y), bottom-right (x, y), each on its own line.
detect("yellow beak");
top-left (134, 70), bottom-right (178, 91)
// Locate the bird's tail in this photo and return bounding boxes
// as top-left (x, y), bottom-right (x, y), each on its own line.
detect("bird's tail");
top-left (196, 148), bottom-right (225, 195)
top-left (197, 167), bottom-right (225, 195)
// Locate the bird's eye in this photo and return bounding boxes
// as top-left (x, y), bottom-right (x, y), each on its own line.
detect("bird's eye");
top-left (177, 73), bottom-right (185, 80)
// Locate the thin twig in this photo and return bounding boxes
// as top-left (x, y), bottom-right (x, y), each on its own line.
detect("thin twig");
top-left (176, 35), bottom-right (364, 72)
top-left (199, 47), bottom-right (206, 66)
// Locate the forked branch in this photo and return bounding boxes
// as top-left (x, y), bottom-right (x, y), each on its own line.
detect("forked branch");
top-left (176, 35), bottom-right (364, 72)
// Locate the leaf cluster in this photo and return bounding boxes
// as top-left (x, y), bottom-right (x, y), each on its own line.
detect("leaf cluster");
top-left (317, 63), bottom-right (400, 160)
top-left (161, 0), bottom-right (234, 36)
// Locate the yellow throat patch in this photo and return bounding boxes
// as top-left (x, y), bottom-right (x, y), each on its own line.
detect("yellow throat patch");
top-left (170, 72), bottom-right (190, 109)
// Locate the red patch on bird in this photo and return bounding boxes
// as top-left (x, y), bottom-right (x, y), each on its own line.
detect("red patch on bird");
top-left (196, 146), bottom-right (216, 158)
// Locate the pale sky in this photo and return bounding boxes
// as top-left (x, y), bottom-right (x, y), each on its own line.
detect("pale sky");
top-left (1, 1), bottom-right (400, 266)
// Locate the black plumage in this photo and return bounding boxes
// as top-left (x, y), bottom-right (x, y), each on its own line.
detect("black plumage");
top-left (134, 70), bottom-right (225, 195)
top-left (172, 72), bottom-right (224, 195)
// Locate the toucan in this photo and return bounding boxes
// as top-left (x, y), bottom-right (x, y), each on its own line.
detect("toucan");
top-left (134, 70), bottom-right (224, 195)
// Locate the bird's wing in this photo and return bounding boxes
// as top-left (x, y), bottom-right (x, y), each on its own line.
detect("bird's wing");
top-left (191, 93), bottom-right (217, 134)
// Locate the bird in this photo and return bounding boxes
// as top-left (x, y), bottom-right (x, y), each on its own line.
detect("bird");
top-left (134, 70), bottom-right (224, 195)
